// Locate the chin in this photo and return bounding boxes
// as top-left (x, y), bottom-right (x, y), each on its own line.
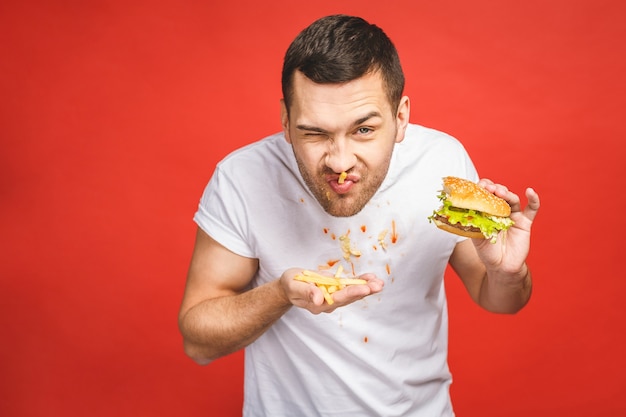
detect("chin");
top-left (326, 207), bottom-right (363, 217)
top-left (321, 195), bottom-right (368, 217)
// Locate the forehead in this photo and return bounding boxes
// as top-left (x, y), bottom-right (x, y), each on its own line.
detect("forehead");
top-left (289, 71), bottom-right (393, 124)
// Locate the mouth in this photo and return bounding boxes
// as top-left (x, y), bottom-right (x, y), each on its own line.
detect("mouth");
top-left (326, 173), bottom-right (358, 195)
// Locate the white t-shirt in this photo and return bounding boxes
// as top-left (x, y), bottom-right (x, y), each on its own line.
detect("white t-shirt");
top-left (194, 123), bottom-right (478, 417)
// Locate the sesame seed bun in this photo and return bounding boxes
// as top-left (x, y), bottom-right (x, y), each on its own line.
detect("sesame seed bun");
top-left (442, 176), bottom-right (511, 217)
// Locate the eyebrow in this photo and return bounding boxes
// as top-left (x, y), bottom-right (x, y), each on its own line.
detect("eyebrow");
top-left (296, 111), bottom-right (382, 133)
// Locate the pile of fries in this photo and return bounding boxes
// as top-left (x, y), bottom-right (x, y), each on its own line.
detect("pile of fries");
top-left (294, 265), bottom-right (366, 305)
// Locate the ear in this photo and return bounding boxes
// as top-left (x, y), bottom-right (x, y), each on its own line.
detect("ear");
top-left (394, 96), bottom-right (410, 143)
top-left (280, 99), bottom-right (292, 144)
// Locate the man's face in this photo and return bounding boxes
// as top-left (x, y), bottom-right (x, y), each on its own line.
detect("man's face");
top-left (281, 71), bottom-right (410, 217)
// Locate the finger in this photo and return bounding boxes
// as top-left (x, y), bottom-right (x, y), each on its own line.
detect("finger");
top-left (367, 278), bottom-right (384, 292)
top-left (331, 285), bottom-right (372, 304)
top-left (488, 184), bottom-right (520, 212)
top-left (357, 273), bottom-right (384, 292)
top-left (479, 180), bottom-right (514, 203)
top-left (491, 184), bottom-right (510, 198)
top-left (477, 178), bottom-right (494, 187)
top-left (314, 291), bottom-right (326, 306)
top-left (523, 187), bottom-right (540, 221)
top-left (307, 285), bottom-right (324, 306)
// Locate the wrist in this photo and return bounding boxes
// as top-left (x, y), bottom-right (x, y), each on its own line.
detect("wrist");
top-left (273, 277), bottom-right (293, 307)
top-left (487, 262), bottom-right (531, 288)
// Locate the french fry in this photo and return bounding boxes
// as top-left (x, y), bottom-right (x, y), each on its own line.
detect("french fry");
top-left (338, 171), bottom-right (347, 184)
top-left (319, 284), bottom-right (334, 304)
top-left (339, 234), bottom-right (361, 261)
top-left (335, 265), bottom-right (345, 290)
top-left (334, 264), bottom-right (344, 278)
top-left (377, 229), bottom-right (388, 251)
top-left (299, 270), bottom-right (367, 286)
top-left (294, 268), bottom-right (367, 305)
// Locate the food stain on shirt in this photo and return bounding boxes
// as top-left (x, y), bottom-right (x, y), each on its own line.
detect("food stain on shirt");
top-left (321, 219), bottom-right (400, 279)
top-left (377, 229), bottom-right (388, 251)
top-left (327, 259), bottom-right (339, 267)
top-left (318, 258), bottom-right (340, 270)
top-left (339, 231), bottom-right (361, 261)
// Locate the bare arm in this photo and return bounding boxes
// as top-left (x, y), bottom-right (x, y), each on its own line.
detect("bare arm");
top-left (450, 184), bottom-right (540, 314)
top-left (449, 239), bottom-right (532, 313)
top-left (178, 228), bottom-right (291, 364)
top-left (178, 227), bottom-right (385, 365)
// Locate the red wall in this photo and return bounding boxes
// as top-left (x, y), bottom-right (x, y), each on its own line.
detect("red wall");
top-left (2, 1), bottom-right (625, 416)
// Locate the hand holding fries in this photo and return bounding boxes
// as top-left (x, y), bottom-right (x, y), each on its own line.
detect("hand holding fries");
top-left (294, 269), bottom-right (367, 305)
top-left (282, 266), bottom-right (384, 313)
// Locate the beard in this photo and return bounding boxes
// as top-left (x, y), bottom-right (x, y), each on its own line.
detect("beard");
top-left (294, 153), bottom-right (392, 217)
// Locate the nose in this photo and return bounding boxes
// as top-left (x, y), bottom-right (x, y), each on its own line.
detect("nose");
top-left (325, 137), bottom-right (357, 173)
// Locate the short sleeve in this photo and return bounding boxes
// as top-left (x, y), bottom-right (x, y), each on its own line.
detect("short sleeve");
top-left (193, 165), bottom-right (255, 258)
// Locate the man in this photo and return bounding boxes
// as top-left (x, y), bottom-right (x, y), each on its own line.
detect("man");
top-left (178, 14), bottom-right (540, 417)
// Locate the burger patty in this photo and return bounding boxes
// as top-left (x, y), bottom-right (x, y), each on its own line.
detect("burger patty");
top-left (433, 214), bottom-right (481, 233)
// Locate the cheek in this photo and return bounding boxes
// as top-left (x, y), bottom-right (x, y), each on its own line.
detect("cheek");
top-left (357, 142), bottom-right (394, 169)
top-left (294, 143), bottom-right (327, 170)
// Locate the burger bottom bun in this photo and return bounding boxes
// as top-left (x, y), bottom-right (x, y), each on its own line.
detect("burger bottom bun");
top-left (433, 219), bottom-right (486, 239)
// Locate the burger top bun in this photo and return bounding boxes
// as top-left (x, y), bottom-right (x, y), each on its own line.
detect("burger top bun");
top-left (442, 176), bottom-right (511, 217)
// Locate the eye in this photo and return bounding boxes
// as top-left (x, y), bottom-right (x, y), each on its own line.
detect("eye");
top-left (302, 132), bottom-right (330, 141)
top-left (356, 127), bottom-right (373, 135)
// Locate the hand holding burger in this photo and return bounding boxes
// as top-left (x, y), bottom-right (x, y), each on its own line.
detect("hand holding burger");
top-left (429, 176), bottom-right (514, 243)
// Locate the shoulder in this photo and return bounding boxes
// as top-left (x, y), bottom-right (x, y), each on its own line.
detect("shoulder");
top-left (402, 123), bottom-right (469, 154)
top-left (218, 132), bottom-right (290, 167)
top-left (392, 123), bottom-right (474, 173)
top-left (213, 132), bottom-right (298, 181)
top-left (208, 131), bottom-right (305, 200)
top-left (382, 123), bottom-right (478, 200)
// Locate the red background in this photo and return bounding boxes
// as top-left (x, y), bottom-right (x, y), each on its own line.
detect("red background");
top-left (2, 1), bottom-right (625, 416)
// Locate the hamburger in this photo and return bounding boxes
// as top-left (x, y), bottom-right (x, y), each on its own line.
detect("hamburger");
top-left (429, 176), bottom-right (514, 243)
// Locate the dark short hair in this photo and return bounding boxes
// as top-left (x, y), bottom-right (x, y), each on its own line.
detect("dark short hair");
top-left (281, 15), bottom-right (405, 114)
